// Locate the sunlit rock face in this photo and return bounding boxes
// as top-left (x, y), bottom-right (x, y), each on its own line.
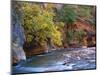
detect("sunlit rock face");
top-left (12, 8), bottom-right (26, 64)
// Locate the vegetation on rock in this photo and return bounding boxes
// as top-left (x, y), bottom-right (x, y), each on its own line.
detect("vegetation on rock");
top-left (12, 1), bottom-right (96, 55)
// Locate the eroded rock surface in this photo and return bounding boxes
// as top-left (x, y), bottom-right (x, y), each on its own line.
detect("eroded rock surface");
top-left (12, 7), bottom-right (26, 65)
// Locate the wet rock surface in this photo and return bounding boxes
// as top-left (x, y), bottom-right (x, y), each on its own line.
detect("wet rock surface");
top-left (12, 47), bottom-right (96, 74)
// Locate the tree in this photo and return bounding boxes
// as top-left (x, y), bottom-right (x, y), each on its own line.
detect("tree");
top-left (57, 5), bottom-right (77, 28)
top-left (56, 5), bottom-right (77, 45)
top-left (18, 3), bottom-right (63, 48)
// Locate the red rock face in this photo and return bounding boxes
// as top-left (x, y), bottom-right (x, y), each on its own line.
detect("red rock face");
top-left (24, 46), bottom-right (48, 56)
top-left (74, 20), bottom-right (94, 32)
top-left (70, 19), bottom-right (95, 48)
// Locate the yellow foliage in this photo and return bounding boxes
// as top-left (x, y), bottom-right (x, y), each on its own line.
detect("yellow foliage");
top-left (52, 26), bottom-right (62, 46)
top-left (18, 2), bottom-right (63, 46)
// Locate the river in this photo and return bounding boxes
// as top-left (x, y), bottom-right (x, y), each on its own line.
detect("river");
top-left (12, 47), bottom-right (96, 74)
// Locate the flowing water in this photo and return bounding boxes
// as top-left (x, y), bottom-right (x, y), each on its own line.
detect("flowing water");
top-left (12, 47), bottom-right (96, 74)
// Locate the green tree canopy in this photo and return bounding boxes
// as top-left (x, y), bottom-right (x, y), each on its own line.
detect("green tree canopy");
top-left (57, 5), bottom-right (77, 25)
